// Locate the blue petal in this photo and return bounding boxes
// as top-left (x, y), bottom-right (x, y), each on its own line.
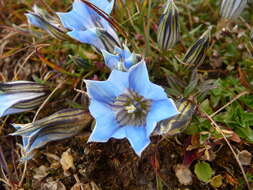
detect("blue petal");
top-left (128, 61), bottom-right (168, 100)
top-left (101, 49), bottom-right (120, 70)
top-left (90, 0), bottom-right (115, 14)
top-left (125, 126), bottom-right (150, 156)
top-left (57, 11), bottom-right (88, 31)
top-left (85, 69), bottom-right (128, 103)
top-left (68, 28), bottom-right (105, 50)
top-left (128, 61), bottom-right (152, 96)
top-left (0, 92), bottom-right (44, 117)
top-left (88, 99), bottom-right (113, 118)
top-left (146, 99), bottom-right (179, 136)
top-left (57, 0), bottom-right (97, 30)
top-left (121, 45), bottom-right (132, 58)
top-left (3, 108), bottom-right (30, 116)
top-left (124, 54), bottom-right (136, 69)
top-left (88, 114), bottom-right (119, 142)
top-left (112, 127), bottom-right (126, 139)
top-left (26, 13), bottom-right (47, 30)
top-left (26, 131), bottom-right (71, 153)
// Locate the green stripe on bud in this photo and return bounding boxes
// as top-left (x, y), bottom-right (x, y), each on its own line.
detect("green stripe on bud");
top-left (183, 27), bottom-right (212, 68)
top-left (157, 0), bottom-right (180, 50)
top-left (220, 0), bottom-right (247, 20)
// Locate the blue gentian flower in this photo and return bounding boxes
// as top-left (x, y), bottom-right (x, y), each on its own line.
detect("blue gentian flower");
top-left (0, 81), bottom-right (48, 117)
top-left (57, 0), bottom-right (121, 52)
top-left (85, 61), bottom-right (179, 156)
top-left (101, 44), bottom-right (141, 71)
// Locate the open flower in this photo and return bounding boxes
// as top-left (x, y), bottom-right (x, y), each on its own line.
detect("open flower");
top-left (101, 44), bottom-right (141, 71)
top-left (0, 81), bottom-right (48, 117)
top-left (11, 108), bottom-right (92, 160)
top-left (57, 0), bottom-right (121, 52)
top-left (85, 61), bottom-right (179, 156)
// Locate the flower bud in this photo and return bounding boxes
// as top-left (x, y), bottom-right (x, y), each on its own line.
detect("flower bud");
top-left (157, 0), bottom-right (180, 50)
top-left (220, 0), bottom-right (247, 20)
top-left (154, 99), bottom-right (196, 136)
top-left (183, 27), bottom-right (211, 67)
top-left (11, 108), bottom-right (92, 160)
top-left (0, 81), bottom-right (48, 117)
top-left (26, 5), bottom-right (71, 40)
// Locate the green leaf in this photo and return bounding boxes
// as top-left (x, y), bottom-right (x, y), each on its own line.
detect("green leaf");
top-left (194, 161), bottom-right (213, 182)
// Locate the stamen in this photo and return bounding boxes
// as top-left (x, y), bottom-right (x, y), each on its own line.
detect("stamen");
top-left (113, 89), bottom-right (152, 126)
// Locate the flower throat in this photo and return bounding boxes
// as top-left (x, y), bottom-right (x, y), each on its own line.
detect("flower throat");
top-left (112, 89), bottom-right (152, 126)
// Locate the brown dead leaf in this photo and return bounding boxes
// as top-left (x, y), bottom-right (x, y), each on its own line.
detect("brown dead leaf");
top-left (60, 148), bottom-right (75, 173)
top-left (238, 150), bottom-right (252, 166)
top-left (71, 181), bottom-right (101, 190)
top-left (33, 165), bottom-right (49, 180)
top-left (41, 181), bottom-right (66, 190)
top-left (83, 51), bottom-right (98, 60)
top-left (175, 164), bottom-right (192, 185)
top-left (71, 183), bottom-right (86, 190)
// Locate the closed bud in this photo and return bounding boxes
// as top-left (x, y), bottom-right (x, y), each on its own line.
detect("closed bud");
top-left (154, 99), bottom-right (196, 136)
top-left (157, 0), bottom-right (180, 50)
top-left (26, 5), bottom-right (71, 40)
top-left (97, 28), bottom-right (123, 54)
top-left (220, 0), bottom-right (247, 20)
top-left (183, 27), bottom-right (212, 67)
top-left (11, 108), bottom-right (92, 161)
top-left (0, 81), bottom-right (48, 117)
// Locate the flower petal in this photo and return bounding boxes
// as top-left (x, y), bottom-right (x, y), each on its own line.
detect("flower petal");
top-left (57, 11), bottom-right (88, 31)
top-left (88, 115), bottom-right (119, 142)
top-left (112, 127), bottom-right (126, 139)
top-left (67, 28), bottom-right (106, 49)
top-left (128, 61), bottom-right (166, 99)
top-left (125, 126), bottom-right (151, 156)
top-left (85, 69), bottom-right (128, 103)
top-left (88, 99), bottom-right (113, 118)
top-left (0, 92), bottom-right (45, 117)
top-left (90, 0), bottom-right (115, 14)
top-left (146, 99), bottom-right (179, 136)
top-left (25, 13), bottom-right (47, 30)
top-left (101, 49), bottom-right (120, 70)
top-left (57, 0), bottom-right (96, 30)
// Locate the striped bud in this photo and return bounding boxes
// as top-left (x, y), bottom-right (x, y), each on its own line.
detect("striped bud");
top-left (154, 99), bottom-right (196, 136)
top-left (183, 27), bottom-right (211, 67)
top-left (26, 5), bottom-right (71, 40)
top-left (220, 0), bottom-right (247, 20)
top-left (0, 81), bottom-right (48, 117)
top-left (157, 0), bottom-right (180, 50)
top-left (11, 108), bottom-right (92, 160)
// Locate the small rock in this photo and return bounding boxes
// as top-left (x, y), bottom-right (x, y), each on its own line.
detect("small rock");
top-left (175, 164), bottom-right (192, 185)
top-left (238, 150), bottom-right (252, 166)
top-left (33, 165), bottom-right (49, 180)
